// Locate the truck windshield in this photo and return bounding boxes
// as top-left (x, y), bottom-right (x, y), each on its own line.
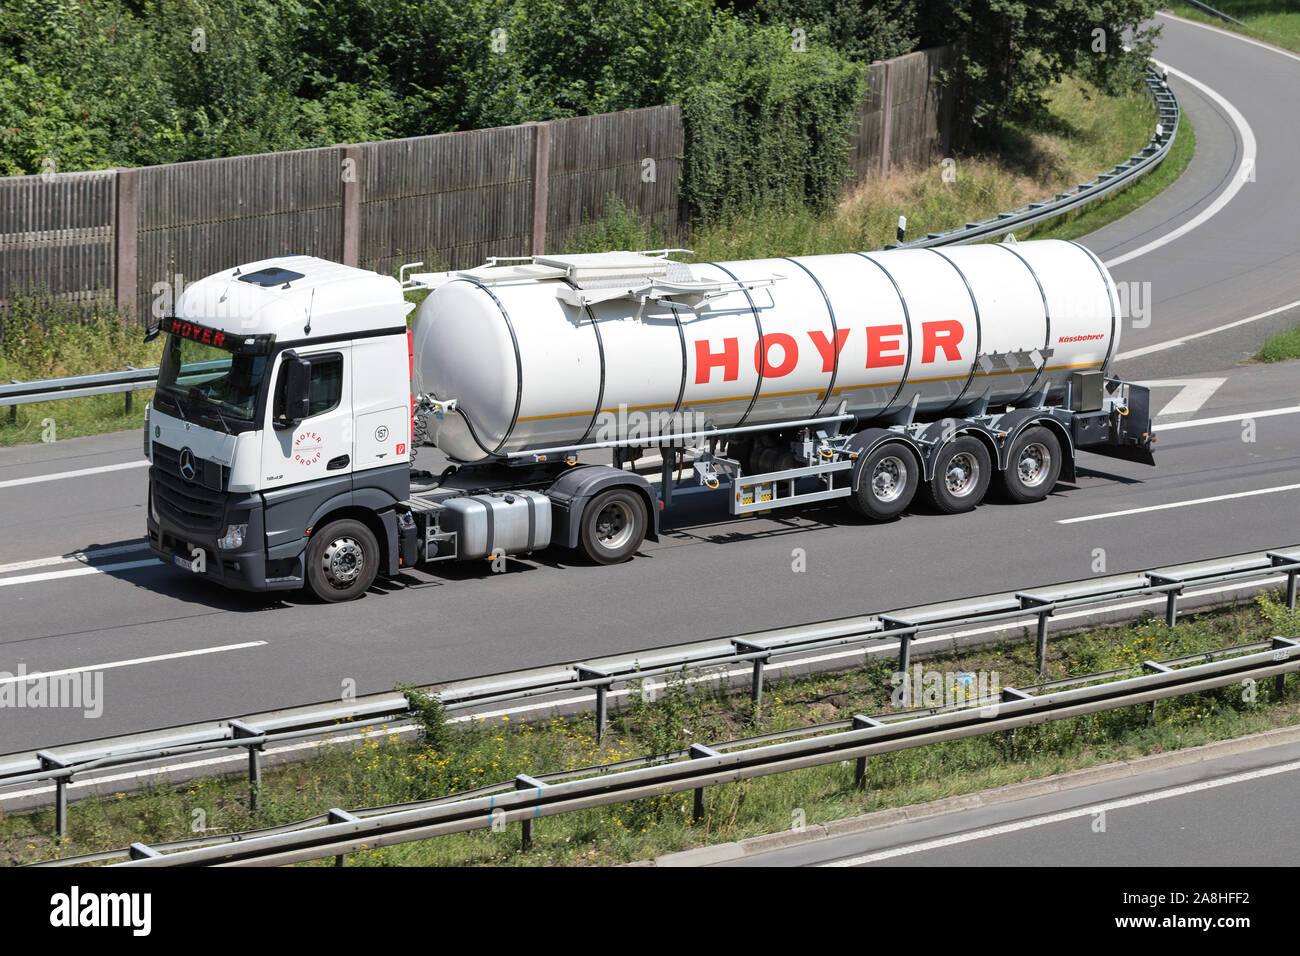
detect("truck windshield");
top-left (156, 334), bottom-right (268, 425)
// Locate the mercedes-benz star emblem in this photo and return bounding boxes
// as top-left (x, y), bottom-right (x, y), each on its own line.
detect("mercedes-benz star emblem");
top-left (178, 447), bottom-right (197, 482)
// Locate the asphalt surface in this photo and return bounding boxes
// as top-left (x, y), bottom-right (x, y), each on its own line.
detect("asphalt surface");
top-left (0, 12), bottom-right (1297, 756)
top-left (722, 737), bottom-right (1300, 867)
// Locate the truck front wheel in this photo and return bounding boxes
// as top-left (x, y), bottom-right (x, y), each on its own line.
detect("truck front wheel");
top-left (305, 519), bottom-right (379, 602)
top-left (579, 489), bottom-right (647, 565)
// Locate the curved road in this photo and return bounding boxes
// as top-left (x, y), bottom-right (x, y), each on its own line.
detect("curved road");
top-left (1, 12), bottom-right (1298, 752)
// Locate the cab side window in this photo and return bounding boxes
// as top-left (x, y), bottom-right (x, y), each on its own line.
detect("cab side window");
top-left (274, 353), bottom-right (343, 422)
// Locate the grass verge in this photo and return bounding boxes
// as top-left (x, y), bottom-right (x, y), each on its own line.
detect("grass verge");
top-left (1166, 2), bottom-right (1300, 54)
top-left (0, 291), bottom-right (160, 448)
top-left (1255, 323), bottom-right (1300, 362)
top-left (5, 590), bottom-right (1298, 867)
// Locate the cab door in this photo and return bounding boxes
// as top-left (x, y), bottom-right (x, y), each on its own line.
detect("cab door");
top-left (260, 346), bottom-right (354, 492)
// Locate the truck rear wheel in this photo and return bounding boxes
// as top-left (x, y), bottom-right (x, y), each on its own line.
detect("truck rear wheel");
top-left (849, 443), bottom-right (919, 520)
top-left (1000, 426), bottom-right (1062, 503)
top-left (926, 436), bottom-right (992, 514)
top-left (305, 519), bottom-right (379, 602)
top-left (579, 488), bottom-right (647, 565)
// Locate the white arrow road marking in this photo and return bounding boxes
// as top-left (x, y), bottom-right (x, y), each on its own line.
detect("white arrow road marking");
top-left (0, 460), bottom-right (148, 490)
top-left (1103, 58), bottom-right (1256, 269)
top-left (1058, 483), bottom-right (1300, 524)
top-left (1137, 377), bottom-right (1226, 418)
top-left (820, 759), bottom-right (1300, 866)
top-left (0, 542), bottom-right (151, 575)
top-left (0, 642), bottom-right (267, 686)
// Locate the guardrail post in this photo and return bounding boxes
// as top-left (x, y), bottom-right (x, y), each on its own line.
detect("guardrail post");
top-left (128, 842), bottom-right (162, 860)
top-left (515, 774), bottom-right (546, 850)
top-left (732, 639), bottom-right (770, 716)
top-left (230, 720), bottom-right (265, 812)
top-left (328, 809), bottom-right (361, 866)
top-left (37, 751), bottom-right (71, 839)
top-left (881, 616), bottom-right (915, 702)
top-left (1272, 637), bottom-right (1298, 700)
top-left (1142, 661), bottom-right (1172, 722)
top-left (851, 715), bottom-right (882, 790)
top-left (575, 666), bottom-right (612, 743)
top-left (1148, 574), bottom-right (1184, 627)
top-left (689, 744), bottom-right (720, 825)
top-left (1267, 553), bottom-right (1300, 611)
top-left (1018, 594), bottom-right (1054, 675)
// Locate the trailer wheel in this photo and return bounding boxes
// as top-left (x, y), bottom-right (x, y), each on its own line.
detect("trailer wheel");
top-left (579, 488), bottom-right (647, 565)
top-left (1000, 426), bottom-right (1062, 503)
top-left (849, 443), bottom-right (919, 520)
top-left (305, 519), bottom-right (379, 602)
top-left (927, 436), bottom-right (992, 514)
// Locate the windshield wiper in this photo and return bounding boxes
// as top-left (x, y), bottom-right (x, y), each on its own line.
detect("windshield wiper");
top-left (156, 388), bottom-right (187, 421)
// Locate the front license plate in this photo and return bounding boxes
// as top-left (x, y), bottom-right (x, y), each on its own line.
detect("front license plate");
top-left (173, 548), bottom-right (204, 572)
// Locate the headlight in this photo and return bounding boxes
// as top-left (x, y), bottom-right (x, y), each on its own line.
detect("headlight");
top-left (217, 523), bottom-right (247, 551)
top-left (143, 405), bottom-right (151, 461)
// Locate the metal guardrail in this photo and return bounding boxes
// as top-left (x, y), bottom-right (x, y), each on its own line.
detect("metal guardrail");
top-left (0, 360), bottom-right (229, 423)
top-left (889, 64), bottom-right (1179, 249)
top-left (47, 636), bottom-right (1296, 866)
top-left (1, 65), bottom-right (1178, 415)
top-left (1177, 1), bottom-right (1246, 28)
top-left (3, 545), bottom-right (1296, 840)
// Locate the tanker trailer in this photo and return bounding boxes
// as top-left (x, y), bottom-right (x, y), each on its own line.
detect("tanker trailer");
top-left (144, 241), bottom-right (1153, 601)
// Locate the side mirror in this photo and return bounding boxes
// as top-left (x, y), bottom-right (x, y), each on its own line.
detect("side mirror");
top-left (275, 353), bottom-right (312, 429)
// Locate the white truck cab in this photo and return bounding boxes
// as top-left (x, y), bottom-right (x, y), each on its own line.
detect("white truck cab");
top-left (145, 256), bottom-right (417, 598)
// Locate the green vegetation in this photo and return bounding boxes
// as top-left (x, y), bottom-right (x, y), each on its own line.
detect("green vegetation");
top-left (1167, 2), bottom-right (1300, 54)
top-left (569, 75), bottom-right (1192, 259)
top-left (1255, 323), bottom-right (1300, 363)
top-left (0, 291), bottom-right (159, 447)
top-left (2, 1), bottom-right (1158, 219)
top-left (4, 591), bottom-right (1295, 866)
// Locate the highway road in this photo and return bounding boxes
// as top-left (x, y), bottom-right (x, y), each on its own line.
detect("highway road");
top-left (0, 12), bottom-right (1297, 756)
top-left (721, 736), bottom-right (1300, 867)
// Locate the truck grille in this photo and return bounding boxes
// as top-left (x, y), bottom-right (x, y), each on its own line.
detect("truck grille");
top-left (151, 442), bottom-right (229, 532)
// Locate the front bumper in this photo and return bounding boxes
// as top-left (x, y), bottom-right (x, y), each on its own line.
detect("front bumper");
top-left (146, 475), bottom-right (303, 592)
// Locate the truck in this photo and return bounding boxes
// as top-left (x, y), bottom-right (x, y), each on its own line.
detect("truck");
top-left (143, 240), bottom-right (1154, 602)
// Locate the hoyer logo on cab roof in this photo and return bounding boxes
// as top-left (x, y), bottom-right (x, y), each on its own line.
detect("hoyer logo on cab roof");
top-left (690, 320), bottom-right (965, 384)
top-left (293, 430), bottom-right (323, 466)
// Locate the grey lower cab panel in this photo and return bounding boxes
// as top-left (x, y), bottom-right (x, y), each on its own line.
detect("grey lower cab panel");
top-left (439, 490), bottom-right (552, 559)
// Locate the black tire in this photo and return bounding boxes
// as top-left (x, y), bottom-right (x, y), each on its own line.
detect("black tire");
top-left (1000, 425), bottom-right (1062, 503)
top-left (305, 518), bottom-right (379, 602)
top-left (849, 443), bottom-right (919, 520)
top-left (579, 488), bottom-right (647, 565)
top-left (926, 435), bottom-right (992, 514)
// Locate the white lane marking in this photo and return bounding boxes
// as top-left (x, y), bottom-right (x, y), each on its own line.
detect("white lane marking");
top-left (820, 759), bottom-right (1300, 866)
top-left (0, 558), bottom-right (160, 587)
top-left (1103, 59), bottom-right (1256, 269)
top-left (1115, 297), bottom-right (1300, 361)
top-left (1058, 483), bottom-right (1300, 524)
top-left (0, 542), bottom-right (150, 575)
top-left (0, 460), bottom-right (148, 490)
top-left (1, 573), bottom-right (1287, 805)
top-left (1137, 377), bottom-right (1226, 418)
top-left (1158, 10), bottom-right (1300, 67)
top-left (1157, 404), bottom-right (1300, 431)
top-left (0, 641), bottom-right (267, 686)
